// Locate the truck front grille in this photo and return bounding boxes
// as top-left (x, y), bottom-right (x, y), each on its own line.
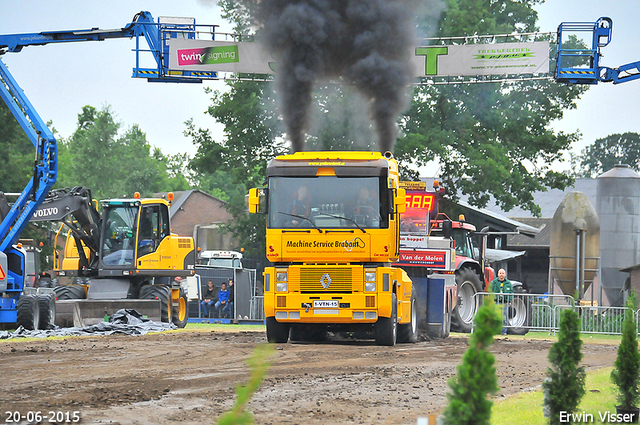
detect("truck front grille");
top-left (298, 267), bottom-right (356, 293)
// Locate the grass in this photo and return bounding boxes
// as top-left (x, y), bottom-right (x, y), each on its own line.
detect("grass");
top-left (492, 367), bottom-right (617, 425)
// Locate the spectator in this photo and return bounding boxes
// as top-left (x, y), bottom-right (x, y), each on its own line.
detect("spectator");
top-left (215, 282), bottom-right (230, 318)
top-left (490, 268), bottom-right (514, 335)
top-left (200, 280), bottom-right (217, 318)
top-left (227, 279), bottom-right (235, 319)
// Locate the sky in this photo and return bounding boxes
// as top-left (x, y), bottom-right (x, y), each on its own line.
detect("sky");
top-left (1, 0), bottom-right (640, 166)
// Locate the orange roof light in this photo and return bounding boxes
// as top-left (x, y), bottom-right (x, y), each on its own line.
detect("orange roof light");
top-left (433, 180), bottom-right (439, 189)
top-left (458, 214), bottom-right (466, 222)
top-left (168, 192), bottom-right (174, 202)
top-left (134, 192), bottom-right (141, 199)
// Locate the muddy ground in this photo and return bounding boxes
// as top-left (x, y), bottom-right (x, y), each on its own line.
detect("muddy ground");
top-left (0, 328), bottom-right (618, 425)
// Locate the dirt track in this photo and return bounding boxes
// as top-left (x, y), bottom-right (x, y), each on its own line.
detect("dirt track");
top-left (0, 329), bottom-right (618, 425)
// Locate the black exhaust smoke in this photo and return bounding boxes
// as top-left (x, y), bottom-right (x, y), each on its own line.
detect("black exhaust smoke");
top-left (257, 0), bottom-right (419, 152)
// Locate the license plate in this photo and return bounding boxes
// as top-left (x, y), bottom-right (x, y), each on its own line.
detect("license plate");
top-left (313, 300), bottom-right (339, 308)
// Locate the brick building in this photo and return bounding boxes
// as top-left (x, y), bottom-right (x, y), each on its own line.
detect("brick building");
top-left (158, 190), bottom-right (237, 252)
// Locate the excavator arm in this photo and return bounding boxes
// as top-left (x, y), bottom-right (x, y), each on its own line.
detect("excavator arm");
top-left (31, 187), bottom-right (102, 274)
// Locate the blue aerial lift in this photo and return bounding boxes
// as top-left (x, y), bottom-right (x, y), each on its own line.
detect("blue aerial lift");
top-left (0, 11), bottom-right (221, 329)
top-left (556, 17), bottom-right (640, 85)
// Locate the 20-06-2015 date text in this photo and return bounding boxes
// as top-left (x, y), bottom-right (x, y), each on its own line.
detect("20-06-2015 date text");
top-left (5, 411), bottom-right (80, 423)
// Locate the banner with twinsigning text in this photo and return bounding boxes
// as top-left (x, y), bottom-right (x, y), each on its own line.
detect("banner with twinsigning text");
top-left (168, 39), bottom-right (549, 78)
top-left (169, 39), bottom-right (274, 74)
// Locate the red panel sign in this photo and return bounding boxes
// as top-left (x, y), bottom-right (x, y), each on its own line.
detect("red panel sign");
top-left (398, 250), bottom-right (448, 268)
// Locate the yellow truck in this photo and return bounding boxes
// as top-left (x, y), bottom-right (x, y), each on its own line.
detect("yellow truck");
top-left (248, 151), bottom-right (417, 345)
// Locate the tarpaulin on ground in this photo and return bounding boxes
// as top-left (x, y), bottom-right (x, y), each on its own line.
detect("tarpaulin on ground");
top-left (0, 309), bottom-right (177, 339)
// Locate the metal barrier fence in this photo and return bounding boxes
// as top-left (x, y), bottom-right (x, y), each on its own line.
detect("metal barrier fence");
top-left (469, 292), bottom-right (640, 335)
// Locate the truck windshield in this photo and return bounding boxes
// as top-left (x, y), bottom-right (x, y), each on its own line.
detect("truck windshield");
top-left (268, 176), bottom-right (387, 229)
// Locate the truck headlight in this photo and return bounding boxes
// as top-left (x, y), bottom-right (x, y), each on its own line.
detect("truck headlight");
top-left (276, 282), bottom-right (288, 292)
top-left (276, 271), bottom-right (288, 282)
top-left (365, 270), bottom-right (376, 292)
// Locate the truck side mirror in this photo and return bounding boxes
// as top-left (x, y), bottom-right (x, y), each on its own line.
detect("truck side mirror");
top-left (442, 220), bottom-right (453, 239)
top-left (247, 188), bottom-right (268, 214)
top-left (395, 188), bottom-right (406, 214)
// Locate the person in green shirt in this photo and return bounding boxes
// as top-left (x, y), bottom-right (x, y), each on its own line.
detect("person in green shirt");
top-left (490, 268), bottom-right (514, 335)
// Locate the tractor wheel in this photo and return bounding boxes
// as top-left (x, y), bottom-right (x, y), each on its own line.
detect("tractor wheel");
top-left (140, 284), bottom-right (172, 323)
top-left (53, 285), bottom-right (86, 300)
top-left (37, 294), bottom-right (56, 329)
top-left (451, 268), bottom-right (483, 333)
top-left (507, 286), bottom-right (530, 335)
top-left (375, 293), bottom-right (397, 346)
top-left (171, 289), bottom-right (189, 328)
top-left (397, 291), bottom-right (418, 343)
top-left (17, 294), bottom-right (40, 330)
top-left (266, 317), bottom-right (290, 343)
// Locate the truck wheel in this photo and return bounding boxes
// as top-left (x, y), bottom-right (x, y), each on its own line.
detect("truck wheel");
top-left (508, 286), bottom-right (530, 335)
top-left (17, 294), bottom-right (40, 330)
top-left (140, 285), bottom-right (171, 323)
top-left (54, 285), bottom-right (86, 300)
top-left (171, 289), bottom-right (189, 328)
top-left (37, 294), bottom-right (56, 329)
top-left (266, 317), bottom-right (290, 343)
top-left (397, 291), bottom-right (417, 343)
top-left (375, 293), bottom-right (397, 346)
top-left (451, 268), bottom-right (483, 333)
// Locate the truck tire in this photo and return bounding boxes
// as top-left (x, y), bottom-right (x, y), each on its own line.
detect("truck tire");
top-left (397, 291), bottom-right (418, 343)
top-left (17, 294), bottom-right (40, 330)
top-left (171, 289), bottom-right (189, 328)
top-left (375, 293), bottom-right (397, 346)
top-left (451, 268), bottom-right (483, 333)
top-left (37, 294), bottom-right (56, 329)
top-left (507, 286), bottom-right (530, 336)
top-left (54, 285), bottom-right (86, 300)
top-left (140, 284), bottom-right (171, 323)
top-left (266, 317), bottom-right (289, 343)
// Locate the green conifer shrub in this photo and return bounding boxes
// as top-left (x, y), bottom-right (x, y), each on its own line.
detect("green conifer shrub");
top-left (442, 303), bottom-right (502, 425)
top-left (543, 308), bottom-right (586, 425)
top-left (611, 292), bottom-right (640, 411)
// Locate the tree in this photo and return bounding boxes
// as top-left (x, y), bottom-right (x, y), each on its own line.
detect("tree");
top-left (395, 0), bottom-right (587, 216)
top-left (543, 308), bottom-right (586, 425)
top-left (186, 82), bottom-right (287, 258)
top-left (573, 132), bottom-right (640, 178)
top-left (0, 101), bottom-right (37, 192)
top-left (442, 302), bottom-right (502, 425)
top-left (60, 105), bottom-right (179, 199)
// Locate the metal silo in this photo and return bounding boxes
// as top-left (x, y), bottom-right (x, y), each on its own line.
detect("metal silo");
top-left (596, 164), bottom-right (640, 306)
top-left (549, 192), bottom-right (600, 297)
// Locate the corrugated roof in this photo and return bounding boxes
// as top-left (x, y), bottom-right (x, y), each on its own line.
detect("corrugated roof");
top-left (507, 217), bottom-right (551, 248)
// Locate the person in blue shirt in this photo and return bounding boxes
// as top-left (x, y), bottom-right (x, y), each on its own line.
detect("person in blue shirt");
top-left (215, 282), bottom-right (230, 318)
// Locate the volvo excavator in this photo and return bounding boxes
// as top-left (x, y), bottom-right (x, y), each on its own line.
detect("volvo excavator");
top-left (30, 187), bottom-right (195, 328)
